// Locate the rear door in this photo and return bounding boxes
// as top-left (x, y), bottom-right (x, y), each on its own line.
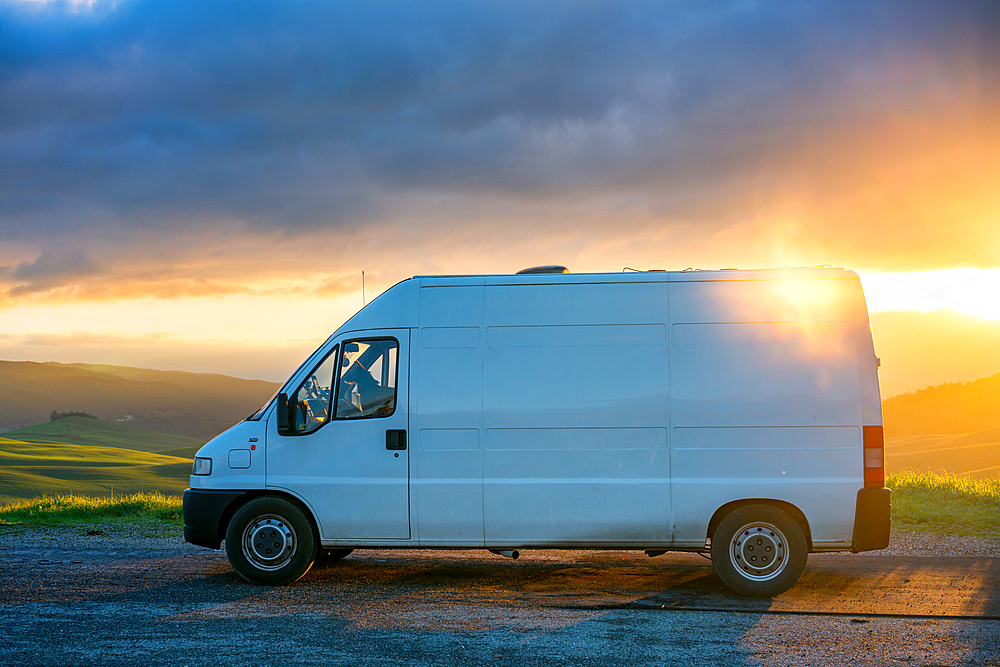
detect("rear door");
top-left (266, 329), bottom-right (411, 540)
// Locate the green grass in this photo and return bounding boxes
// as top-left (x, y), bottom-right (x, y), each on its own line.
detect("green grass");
top-left (888, 471), bottom-right (1000, 541)
top-left (0, 492), bottom-right (183, 528)
top-left (4, 416), bottom-right (204, 453)
top-left (0, 435), bottom-right (192, 504)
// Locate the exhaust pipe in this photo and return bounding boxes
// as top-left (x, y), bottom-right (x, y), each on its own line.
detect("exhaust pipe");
top-left (489, 549), bottom-right (520, 560)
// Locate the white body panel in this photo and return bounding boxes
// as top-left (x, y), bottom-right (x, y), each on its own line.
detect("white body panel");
top-left (192, 268), bottom-right (882, 552)
top-left (480, 281), bottom-right (670, 546)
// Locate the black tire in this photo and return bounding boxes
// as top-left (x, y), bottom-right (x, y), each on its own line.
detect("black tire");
top-left (318, 548), bottom-right (354, 561)
top-left (711, 504), bottom-right (808, 597)
top-left (225, 496), bottom-right (317, 585)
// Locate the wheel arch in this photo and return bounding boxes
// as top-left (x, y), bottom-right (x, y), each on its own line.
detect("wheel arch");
top-left (707, 498), bottom-right (813, 551)
top-left (218, 490), bottom-right (321, 548)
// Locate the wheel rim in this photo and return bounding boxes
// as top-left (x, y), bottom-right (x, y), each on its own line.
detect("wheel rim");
top-left (242, 514), bottom-right (297, 571)
top-left (728, 521), bottom-right (789, 582)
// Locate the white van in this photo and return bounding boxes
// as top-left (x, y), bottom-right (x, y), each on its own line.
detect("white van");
top-left (183, 267), bottom-right (890, 597)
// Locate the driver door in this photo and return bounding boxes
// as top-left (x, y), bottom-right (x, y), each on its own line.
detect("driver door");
top-left (266, 329), bottom-right (410, 541)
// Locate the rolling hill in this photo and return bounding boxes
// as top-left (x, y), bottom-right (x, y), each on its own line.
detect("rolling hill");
top-left (881, 371), bottom-right (1000, 478)
top-left (883, 370), bottom-right (1000, 437)
top-left (885, 431), bottom-right (1000, 479)
top-left (0, 360), bottom-right (279, 441)
top-left (0, 417), bottom-right (201, 504)
top-left (4, 417), bottom-right (205, 457)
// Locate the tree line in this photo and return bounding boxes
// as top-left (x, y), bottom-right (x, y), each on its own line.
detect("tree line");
top-left (50, 410), bottom-right (98, 422)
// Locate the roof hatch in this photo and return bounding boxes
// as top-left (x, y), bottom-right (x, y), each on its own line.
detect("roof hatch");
top-left (515, 265), bottom-right (570, 275)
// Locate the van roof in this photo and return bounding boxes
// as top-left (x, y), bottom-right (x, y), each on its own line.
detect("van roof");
top-left (412, 267), bottom-right (855, 284)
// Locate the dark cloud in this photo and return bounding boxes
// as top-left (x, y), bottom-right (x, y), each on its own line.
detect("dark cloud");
top-left (0, 0), bottom-right (998, 272)
top-left (4, 248), bottom-right (101, 295)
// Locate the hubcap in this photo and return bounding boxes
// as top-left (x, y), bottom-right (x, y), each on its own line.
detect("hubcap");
top-left (729, 521), bottom-right (789, 582)
top-left (242, 514), bottom-right (297, 571)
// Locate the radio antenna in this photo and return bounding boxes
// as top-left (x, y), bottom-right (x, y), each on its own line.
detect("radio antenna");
top-left (362, 271), bottom-right (366, 306)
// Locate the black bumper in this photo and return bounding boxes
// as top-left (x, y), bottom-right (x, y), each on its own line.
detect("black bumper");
top-left (850, 487), bottom-right (891, 553)
top-left (183, 489), bottom-right (247, 549)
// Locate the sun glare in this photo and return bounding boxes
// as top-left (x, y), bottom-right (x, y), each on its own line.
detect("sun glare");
top-left (859, 269), bottom-right (1000, 320)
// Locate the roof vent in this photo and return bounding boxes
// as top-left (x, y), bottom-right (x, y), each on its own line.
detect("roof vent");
top-left (516, 265), bottom-right (570, 275)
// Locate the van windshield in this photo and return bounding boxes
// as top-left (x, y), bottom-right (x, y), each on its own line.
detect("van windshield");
top-left (244, 335), bottom-right (336, 421)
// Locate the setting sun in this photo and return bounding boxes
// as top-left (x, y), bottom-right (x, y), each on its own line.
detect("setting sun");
top-left (860, 269), bottom-right (1000, 321)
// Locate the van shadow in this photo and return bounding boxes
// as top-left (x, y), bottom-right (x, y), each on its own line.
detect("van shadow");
top-left (306, 550), bottom-right (777, 615)
top-left (79, 551), bottom-right (784, 666)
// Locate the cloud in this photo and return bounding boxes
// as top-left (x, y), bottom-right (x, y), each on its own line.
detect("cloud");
top-left (0, 0), bottom-right (998, 302)
top-left (2, 248), bottom-right (102, 295)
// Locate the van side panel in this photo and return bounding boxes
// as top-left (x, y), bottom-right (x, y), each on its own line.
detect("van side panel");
top-left (412, 283), bottom-right (486, 545)
top-left (669, 278), bottom-right (864, 549)
top-left (482, 282), bottom-right (671, 546)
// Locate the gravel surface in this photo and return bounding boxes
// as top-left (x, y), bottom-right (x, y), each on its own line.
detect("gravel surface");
top-left (881, 528), bottom-right (1000, 558)
top-left (3, 524), bottom-right (1000, 667)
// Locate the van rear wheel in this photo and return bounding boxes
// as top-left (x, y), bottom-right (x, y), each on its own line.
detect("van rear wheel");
top-left (225, 496), bottom-right (317, 585)
top-left (711, 504), bottom-right (807, 597)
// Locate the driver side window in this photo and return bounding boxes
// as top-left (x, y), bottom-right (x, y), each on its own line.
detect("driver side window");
top-left (335, 339), bottom-right (398, 419)
top-left (289, 345), bottom-right (338, 434)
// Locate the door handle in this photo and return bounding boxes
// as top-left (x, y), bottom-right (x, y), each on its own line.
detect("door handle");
top-left (386, 429), bottom-right (407, 451)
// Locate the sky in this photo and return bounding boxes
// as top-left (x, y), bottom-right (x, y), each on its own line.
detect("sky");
top-left (0, 0), bottom-right (998, 386)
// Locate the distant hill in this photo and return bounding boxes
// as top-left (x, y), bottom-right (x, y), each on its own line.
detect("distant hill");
top-left (883, 371), bottom-right (1000, 438)
top-left (0, 417), bottom-right (204, 503)
top-left (0, 361), bottom-right (279, 441)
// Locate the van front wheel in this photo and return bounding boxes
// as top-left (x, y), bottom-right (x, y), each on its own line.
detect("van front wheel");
top-left (225, 496), bottom-right (317, 585)
top-left (711, 504), bottom-right (808, 597)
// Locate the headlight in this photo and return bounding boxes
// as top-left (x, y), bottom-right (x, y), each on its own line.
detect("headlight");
top-left (192, 457), bottom-right (213, 475)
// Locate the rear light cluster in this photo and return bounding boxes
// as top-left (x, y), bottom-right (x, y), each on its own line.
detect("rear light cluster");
top-left (863, 425), bottom-right (884, 489)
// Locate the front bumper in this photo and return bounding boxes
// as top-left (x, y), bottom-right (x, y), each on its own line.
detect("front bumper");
top-left (850, 487), bottom-right (891, 553)
top-left (182, 488), bottom-right (247, 549)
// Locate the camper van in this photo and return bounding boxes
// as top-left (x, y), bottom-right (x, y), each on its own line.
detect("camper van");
top-left (183, 267), bottom-right (889, 597)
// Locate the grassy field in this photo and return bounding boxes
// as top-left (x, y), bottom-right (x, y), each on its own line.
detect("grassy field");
top-left (887, 471), bottom-right (1000, 540)
top-left (0, 417), bottom-right (199, 504)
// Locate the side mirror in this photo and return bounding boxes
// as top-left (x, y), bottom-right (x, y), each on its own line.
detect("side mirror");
top-left (276, 393), bottom-right (291, 434)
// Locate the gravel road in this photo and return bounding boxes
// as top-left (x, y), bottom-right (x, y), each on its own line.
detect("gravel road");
top-left (2, 525), bottom-right (999, 666)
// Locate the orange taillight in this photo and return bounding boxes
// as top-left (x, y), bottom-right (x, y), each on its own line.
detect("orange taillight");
top-left (863, 425), bottom-right (885, 489)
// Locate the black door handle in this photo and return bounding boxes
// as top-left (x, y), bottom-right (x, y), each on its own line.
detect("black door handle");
top-left (386, 429), bottom-right (407, 450)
